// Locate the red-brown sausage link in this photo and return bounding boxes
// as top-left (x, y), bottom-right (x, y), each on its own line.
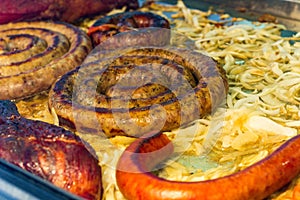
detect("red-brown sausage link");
top-left (88, 11), bottom-right (170, 47)
top-left (0, 100), bottom-right (102, 200)
top-left (116, 132), bottom-right (300, 200)
top-left (0, 0), bottom-right (139, 24)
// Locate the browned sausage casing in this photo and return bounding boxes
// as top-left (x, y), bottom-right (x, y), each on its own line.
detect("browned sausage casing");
top-left (0, 100), bottom-right (102, 200)
top-left (88, 11), bottom-right (170, 47)
top-left (49, 46), bottom-right (228, 137)
top-left (0, 21), bottom-right (92, 100)
top-left (0, 0), bottom-right (139, 24)
top-left (116, 131), bottom-right (300, 200)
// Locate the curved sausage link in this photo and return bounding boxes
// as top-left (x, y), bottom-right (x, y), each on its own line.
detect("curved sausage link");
top-left (88, 11), bottom-right (170, 47)
top-left (116, 132), bottom-right (300, 200)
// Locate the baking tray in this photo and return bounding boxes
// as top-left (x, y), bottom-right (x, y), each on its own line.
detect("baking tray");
top-left (1, 0), bottom-right (300, 200)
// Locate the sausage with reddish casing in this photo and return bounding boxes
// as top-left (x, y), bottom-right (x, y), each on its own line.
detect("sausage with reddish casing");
top-left (0, 0), bottom-right (139, 24)
top-left (88, 11), bottom-right (170, 47)
top-left (0, 100), bottom-right (102, 200)
top-left (116, 131), bottom-right (300, 200)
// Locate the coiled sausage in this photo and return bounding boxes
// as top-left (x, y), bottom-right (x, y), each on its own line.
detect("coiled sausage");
top-left (0, 21), bottom-right (92, 99)
top-left (49, 46), bottom-right (228, 137)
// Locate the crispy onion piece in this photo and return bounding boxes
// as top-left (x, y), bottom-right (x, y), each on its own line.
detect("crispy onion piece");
top-left (0, 21), bottom-right (92, 99)
top-left (49, 42), bottom-right (228, 137)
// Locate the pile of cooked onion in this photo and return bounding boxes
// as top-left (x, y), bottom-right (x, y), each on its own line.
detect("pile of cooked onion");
top-left (16, 0), bottom-right (300, 199)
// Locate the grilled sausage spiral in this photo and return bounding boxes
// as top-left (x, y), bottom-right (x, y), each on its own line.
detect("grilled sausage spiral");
top-left (0, 21), bottom-right (92, 100)
top-left (49, 46), bottom-right (228, 137)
